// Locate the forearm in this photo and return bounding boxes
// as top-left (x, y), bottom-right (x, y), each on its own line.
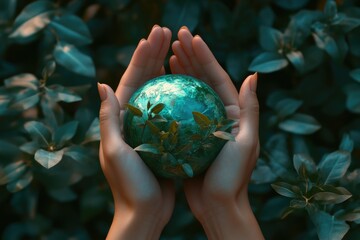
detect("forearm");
top-left (198, 199), bottom-right (264, 240)
top-left (107, 209), bottom-right (165, 240)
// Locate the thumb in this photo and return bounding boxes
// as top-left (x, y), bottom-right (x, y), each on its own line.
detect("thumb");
top-left (237, 73), bottom-right (259, 141)
top-left (98, 83), bottom-right (123, 151)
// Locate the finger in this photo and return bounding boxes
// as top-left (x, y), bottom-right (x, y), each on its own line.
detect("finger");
top-left (98, 83), bottom-right (124, 152)
top-left (177, 27), bottom-right (204, 78)
top-left (236, 73), bottom-right (259, 142)
top-left (172, 40), bottom-right (196, 76)
top-left (144, 26), bottom-right (166, 78)
top-left (153, 27), bottom-right (171, 76)
top-left (116, 39), bottom-right (151, 105)
top-left (192, 35), bottom-right (238, 107)
top-left (169, 55), bottom-right (186, 74)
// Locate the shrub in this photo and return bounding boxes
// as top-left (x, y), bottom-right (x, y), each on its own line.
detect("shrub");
top-left (0, 0), bottom-right (360, 239)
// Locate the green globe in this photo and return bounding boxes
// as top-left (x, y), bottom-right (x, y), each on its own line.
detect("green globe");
top-left (123, 74), bottom-right (234, 178)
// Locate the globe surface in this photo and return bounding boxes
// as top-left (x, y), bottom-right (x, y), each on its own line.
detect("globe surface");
top-left (124, 74), bottom-right (231, 178)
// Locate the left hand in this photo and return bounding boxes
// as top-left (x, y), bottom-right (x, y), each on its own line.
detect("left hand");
top-left (98, 25), bottom-right (175, 240)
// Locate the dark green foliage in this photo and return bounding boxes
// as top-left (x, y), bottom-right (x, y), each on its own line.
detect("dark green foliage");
top-left (1, 0), bottom-right (360, 239)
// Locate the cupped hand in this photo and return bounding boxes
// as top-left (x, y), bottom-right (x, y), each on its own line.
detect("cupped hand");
top-left (170, 27), bottom-right (263, 239)
top-left (98, 25), bottom-right (175, 239)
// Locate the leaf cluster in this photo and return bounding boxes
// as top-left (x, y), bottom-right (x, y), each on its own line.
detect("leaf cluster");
top-left (126, 102), bottom-right (235, 177)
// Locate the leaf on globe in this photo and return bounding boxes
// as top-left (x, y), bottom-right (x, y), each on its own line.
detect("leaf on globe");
top-left (182, 163), bottom-right (194, 178)
top-left (192, 112), bottom-right (211, 128)
top-left (150, 103), bottom-right (165, 114)
top-left (134, 144), bottom-right (160, 154)
top-left (169, 121), bottom-right (179, 135)
top-left (146, 120), bottom-right (160, 134)
top-left (161, 152), bottom-right (177, 166)
top-left (212, 131), bottom-right (235, 141)
top-left (191, 134), bottom-right (202, 141)
top-left (217, 119), bottom-right (237, 131)
top-left (125, 103), bottom-right (143, 117)
top-left (159, 131), bottom-right (170, 140)
top-left (151, 115), bottom-right (168, 123)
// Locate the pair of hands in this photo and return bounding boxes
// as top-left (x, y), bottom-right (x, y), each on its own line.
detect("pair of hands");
top-left (98, 25), bottom-right (263, 239)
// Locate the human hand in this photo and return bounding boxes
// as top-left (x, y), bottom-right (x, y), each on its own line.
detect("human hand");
top-left (170, 27), bottom-right (264, 239)
top-left (98, 25), bottom-right (175, 240)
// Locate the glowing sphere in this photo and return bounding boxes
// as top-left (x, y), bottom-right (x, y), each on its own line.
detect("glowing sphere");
top-left (123, 74), bottom-right (231, 178)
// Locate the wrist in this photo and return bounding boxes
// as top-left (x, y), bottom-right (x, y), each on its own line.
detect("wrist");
top-left (107, 207), bottom-right (167, 240)
top-left (198, 198), bottom-right (264, 240)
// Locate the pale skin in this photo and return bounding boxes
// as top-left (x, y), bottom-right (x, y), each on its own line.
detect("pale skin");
top-left (98, 25), bottom-right (264, 240)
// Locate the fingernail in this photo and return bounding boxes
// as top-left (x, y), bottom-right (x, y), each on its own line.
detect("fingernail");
top-left (97, 82), bottom-right (107, 101)
top-left (152, 24), bottom-right (160, 30)
top-left (138, 38), bottom-right (146, 45)
top-left (250, 72), bottom-right (258, 92)
top-left (180, 26), bottom-right (189, 30)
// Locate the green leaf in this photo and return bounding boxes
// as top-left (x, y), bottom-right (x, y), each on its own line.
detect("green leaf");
top-left (6, 171), bottom-right (33, 193)
top-left (181, 163), bottom-right (194, 178)
top-left (46, 85), bottom-right (82, 103)
top-left (9, 88), bottom-right (40, 111)
top-left (337, 208), bottom-right (360, 222)
top-left (146, 120), bottom-right (160, 134)
top-left (293, 154), bottom-right (316, 176)
top-left (134, 144), bottom-right (160, 154)
top-left (286, 50), bottom-right (305, 72)
top-left (64, 145), bottom-right (87, 161)
top-left (150, 103), bottom-right (165, 114)
top-left (49, 15), bottom-right (92, 46)
top-left (259, 26), bottom-right (283, 52)
top-left (0, 161), bottom-right (27, 185)
top-left (310, 210), bottom-right (349, 240)
top-left (34, 149), bottom-right (64, 169)
top-left (192, 112), bottom-right (211, 128)
top-left (9, 0), bottom-right (55, 39)
top-left (20, 141), bottom-right (40, 155)
top-left (212, 131), bottom-right (235, 141)
top-left (83, 118), bottom-right (100, 144)
top-left (42, 60), bottom-right (56, 79)
top-left (4, 73), bottom-right (39, 90)
top-left (48, 187), bottom-right (77, 202)
top-left (125, 103), bottom-right (143, 117)
top-left (249, 52), bottom-right (288, 73)
top-left (313, 191), bottom-right (351, 204)
top-left (278, 113), bottom-right (321, 135)
top-left (339, 133), bottom-right (353, 152)
top-left (161, 152), bottom-right (177, 166)
top-left (161, 0), bottom-right (200, 32)
top-left (209, 1), bottom-right (232, 35)
top-left (346, 88), bottom-right (360, 113)
top-left (318, 151), bottom-right (351, 184)
top-left (251, 158), bottom-right (277, 184)
top-left (274, 98), bottom-right (303, 118)
top-left (271, 182), bottom-right (299, 198)
top-left (350, 68), bottom-right (360, 83)
top-left (324, 0), bottom-right (337, 20)
top-left (53, 42), bottom-right (95, 77)
top-left (53, 121), bottom-right (78, 146)
top-left (24, 121), bottom-right (51, 146)
top-left (273, 0), bottom-right (310, 10)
